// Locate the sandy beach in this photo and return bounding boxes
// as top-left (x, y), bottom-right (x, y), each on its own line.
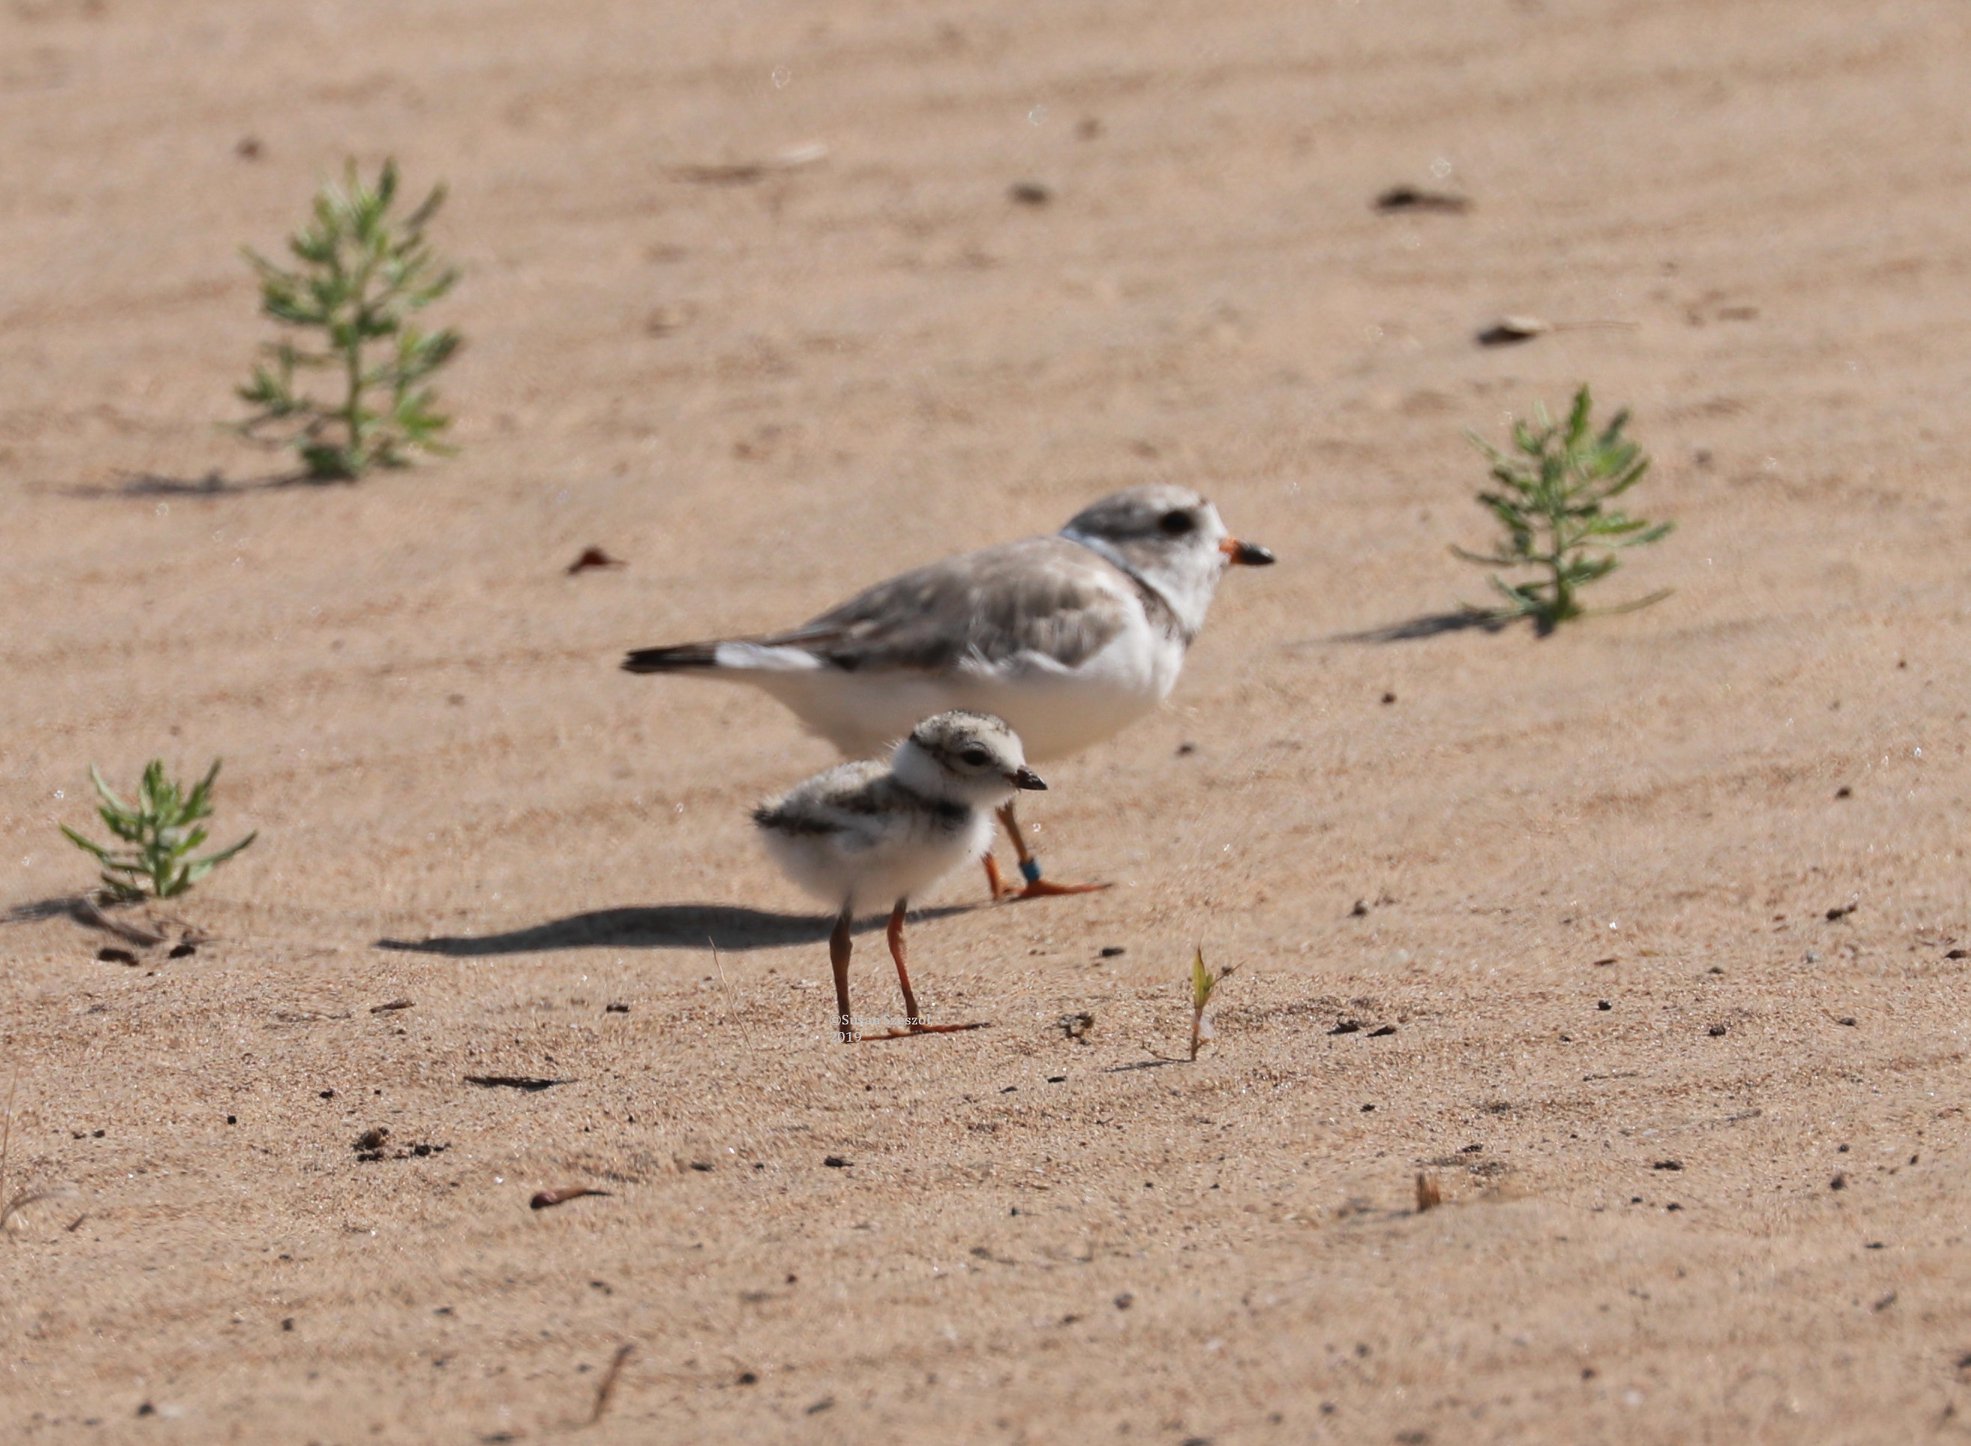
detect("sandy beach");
top-left (6, 0), bottom-right (1971, 1439)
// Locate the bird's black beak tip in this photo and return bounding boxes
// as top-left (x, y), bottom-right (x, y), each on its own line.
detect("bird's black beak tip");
top-left (1012, 766), bottom-right (1048, 791)
top-left (1235, 542), bottom-right (1276, 566)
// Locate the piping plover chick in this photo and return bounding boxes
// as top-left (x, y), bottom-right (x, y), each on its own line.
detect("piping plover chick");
top-left (626, 483), bottom-right (1273, 898)
top-left (752, 710), bottom-right (1045, 1043)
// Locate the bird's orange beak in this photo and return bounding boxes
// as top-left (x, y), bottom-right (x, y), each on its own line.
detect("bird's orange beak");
top-left (1220, 537), bottom-right (1276, 566)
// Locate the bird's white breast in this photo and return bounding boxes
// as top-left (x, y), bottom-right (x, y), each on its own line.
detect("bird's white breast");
top-left (761, 799), bottom-right (994, 913)
top-left (744, 584), bottom-right (1180, 762)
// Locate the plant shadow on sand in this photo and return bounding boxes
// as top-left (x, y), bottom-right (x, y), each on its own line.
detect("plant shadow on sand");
top-left (59, 469), bottom-right (322, 499)
top-left (1329, 608), bottom-right (1515, 644)
top-left (2, 898), bottom-right (80, 926)
top-left (375, 902), bottom-right (973, 957)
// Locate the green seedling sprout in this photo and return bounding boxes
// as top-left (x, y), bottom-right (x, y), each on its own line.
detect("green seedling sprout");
top-left (1454, 384), bottom-right (1673, 632)
top-left (1136, 951), bottom-right (1236, 1063)
top-left (238, 158), bottom-right (462, 480)
top-left (1189, 948), bottom-right (1234, 1061)
top-left (60, 759), bottom-right (256, 902)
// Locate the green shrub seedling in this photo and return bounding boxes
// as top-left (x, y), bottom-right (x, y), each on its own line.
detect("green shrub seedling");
top-left (60, 760), bottom-right (256, 902)
top-left (239, 159), bottom-right (462, 480)
top-left (1455, 385), bottom-right (1673, 632)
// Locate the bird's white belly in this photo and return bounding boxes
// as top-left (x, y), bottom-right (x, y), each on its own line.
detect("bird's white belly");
top-left (763, 807), bottom-right (994, 913)
top-left (757, 627), bottom-right (1181, 763)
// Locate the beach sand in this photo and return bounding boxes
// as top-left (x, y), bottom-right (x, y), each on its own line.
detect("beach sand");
top-left (6, 0), bottom-right (1971, 1438)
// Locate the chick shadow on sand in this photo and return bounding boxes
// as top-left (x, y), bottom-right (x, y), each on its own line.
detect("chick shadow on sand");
top-left (374, 902), bottom-right (973, 958)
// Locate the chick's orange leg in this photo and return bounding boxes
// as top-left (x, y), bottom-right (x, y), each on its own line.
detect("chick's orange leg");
top-left (849, 901), bottom-right (989, 1041)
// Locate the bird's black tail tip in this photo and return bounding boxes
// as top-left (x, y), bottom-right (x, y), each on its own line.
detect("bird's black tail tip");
top-left (622, 643), bottom-right (720, 674)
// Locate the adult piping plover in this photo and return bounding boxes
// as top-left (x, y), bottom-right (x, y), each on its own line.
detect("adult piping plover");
top-left (625, 483), bottom-right (1273, 897)
top-left (753, 710), bottom-right (1044, 1043)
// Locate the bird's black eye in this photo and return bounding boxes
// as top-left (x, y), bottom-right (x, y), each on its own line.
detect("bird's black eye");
top-left (960, 747), bottom-right (992, 767)
top-left (1158, 509), bottom-right (1196, 536)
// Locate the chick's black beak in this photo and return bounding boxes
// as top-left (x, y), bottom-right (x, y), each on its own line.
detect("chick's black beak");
top-left (1219, 537), bottom-right (1276, 566)
top-left (1010, 766), bottom-right (1047, 791)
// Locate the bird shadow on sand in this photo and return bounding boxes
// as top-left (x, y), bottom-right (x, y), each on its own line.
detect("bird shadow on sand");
top-left (375, 902), bottom-right (973, 957)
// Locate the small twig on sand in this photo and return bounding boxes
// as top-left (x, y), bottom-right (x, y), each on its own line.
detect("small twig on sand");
top-left (588, 1343), bottom-right (635, 1425)
top-left (0, 1063), bottom-right (66, 1235)
top-left (0, 1063), bottom-right (15, 1216)
top-left (530, 1186), bottom-right (612, 1211)
top-left (1415, 1172), bottom-right (1443, 1213)
top-left (710, 939), bottom-right (754, 1051)
top-left (1, 1187), bottom-right (64, 1233)
top-left (464, 1074), bottom-right (570, 1092)
top-left (668, 142), bottom-right (828, 185)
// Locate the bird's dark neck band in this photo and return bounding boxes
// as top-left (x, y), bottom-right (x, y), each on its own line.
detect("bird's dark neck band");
top-left (1059, 528), bottom-right (1194, 646)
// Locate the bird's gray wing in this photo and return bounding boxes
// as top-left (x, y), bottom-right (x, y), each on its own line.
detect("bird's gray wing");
top-left (761, 537), bottom-right (1134, 674)
top-left (752, 762), bottom-right (888, 839)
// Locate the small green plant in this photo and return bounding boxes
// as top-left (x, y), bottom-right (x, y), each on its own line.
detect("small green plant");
top-left (1137, 950), bottom-right (1235, 1063)
top-left (1454, 385), bottom-right (1673, 632)
top-left (238, 158), bottom-right (462, 481)
top-left (1188, 948), bottom-right (1233, 1061)
top-left (60, 760), bottom-right (256, 902)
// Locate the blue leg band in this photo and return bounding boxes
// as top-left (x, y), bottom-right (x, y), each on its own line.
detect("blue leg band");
top-left (1020, 858), bottom-right (1043, 885)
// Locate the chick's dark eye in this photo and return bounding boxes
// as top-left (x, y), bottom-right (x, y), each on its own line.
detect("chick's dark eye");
top-left (1158, 509), bottom-right (1196, 536)
top-left (960, 747), bottom-right (992, 767)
